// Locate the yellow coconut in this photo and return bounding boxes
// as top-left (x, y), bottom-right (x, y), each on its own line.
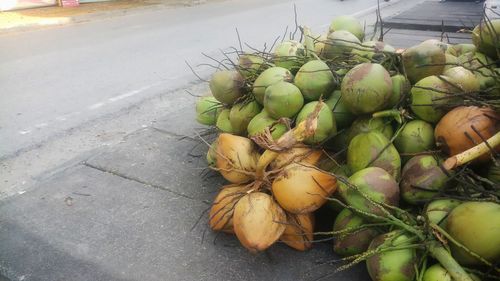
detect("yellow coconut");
top-left (269, 147), bottom-right (323, 170)
top-left (280, 212), bottom-right (315, 251)
top-left (215, 133), bottom-right (260, 183)
top-left (208, 184), bottom-right (249, 233)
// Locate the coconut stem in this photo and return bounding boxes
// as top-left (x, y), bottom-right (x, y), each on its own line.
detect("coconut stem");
top-left (442, 131), bottom-right (500, 171)
top-left (428, 241), bottom-right (474, 281)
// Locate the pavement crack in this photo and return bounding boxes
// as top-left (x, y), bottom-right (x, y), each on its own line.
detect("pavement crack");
top-left (82, 162), bottom-right (210, 205)
top-left (151, 127), bottom-right (197, 141)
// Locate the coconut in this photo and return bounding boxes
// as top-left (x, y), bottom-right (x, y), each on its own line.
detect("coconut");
top-left (216, 108), bottom-right (235, 133)
top-left (341, 63), bottom-right (393, 114)
top-left (402, 41), bottom-right (446, 84)
top-left (209, 70), bottom-right (245, 105)
top-left (333, 208), bottom-right (379, 256)
top-left (394, 120), bottom-right (435, 161)
top-left (252, 67), bottom-right (294, 104)
top-left (410, 75), bottom-right (458, 123)
top-left (233, 192), bottom-right (287, 253)
top-left (247, 111), bottom-right (288, 140)
top-left (458, 52), bottom-right (497, 93)
top-left (296, 101), bottom-right (336, 144)
top-left (206, 139), bottom-right (218, 168)
top-left (366, 231), bottom-right (417, 281)
top-left (400, 155), bottom-right (449, 205)
top-left (328, 15), bottom-right (365, 41)
top-left (442, 66), bottom-right (480, 93)
top-left (471, 19), bottom-right (500, 60)
top-left (270, 147), bottom-right (323, 170)
top-left (215, 133), bottom-right (260, 183)
top-left (324, 90), bottom-right (356, 130)
top-left (280, 212), bottom-right (315, 251)
top-left (238, 52), bottom-right (267, 80)
top-left (448, 43), bottom-right (476, 57)
top-left (196, 96), bottom-right (220, 125)
top-left (446, 201), bottom-right (500, 265)
top-left (422, 264), bottom-right (452, 281)
top-left (208, 184), bottom-right (249, 233)
top-left (443, 53), bottom-right (458, 72)
top-left (314, 34), bottom-right (328, 57)
top-left (322, 30), bottom-right (361, 60)
top-left (294, 60), bottom-right (336, 101)
top-left (389, 74), bottom-right (411, 108)
top-left (273, 40), bottom-right (306, 72)
top-left (346, 116), bottom-right (394, 144)
top-left (264, 81), bottom-right (304, 118)
top-left (351, 41), bottom-right (396, 66)
top-left (229, 101), bottom-right (262, 135)
top-left (272, 163), bottom-right (337, 214)
top-left (347, 131), bottom-right (401, 180)
top-left (338, 167), bottom-right (399, 217)
top-left (434, 106), bottom-right (500, 162)
top-left (425, 199), bottom-right (461, 226)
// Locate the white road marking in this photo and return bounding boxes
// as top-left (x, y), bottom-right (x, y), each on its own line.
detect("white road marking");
top-left (88, 102), bottom-right (105, 110)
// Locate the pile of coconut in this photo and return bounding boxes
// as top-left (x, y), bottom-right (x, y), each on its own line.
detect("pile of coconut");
top-left (194, 15), bottom-right (500, 281)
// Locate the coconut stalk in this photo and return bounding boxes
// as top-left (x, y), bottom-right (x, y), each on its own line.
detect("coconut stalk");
top-left (442, 131), bottom-right (500, 171)
top-left (427, 241), bottom-right (474, 281)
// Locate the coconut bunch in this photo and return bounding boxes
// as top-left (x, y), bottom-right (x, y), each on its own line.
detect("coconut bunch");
top-left (194, 14), bottom-right (500, 281)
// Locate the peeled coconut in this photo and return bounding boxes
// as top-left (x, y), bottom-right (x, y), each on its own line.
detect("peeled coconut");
top-left (272, 163), bottom-right (337, 214)
top-left (341, 63), bottom-right (393, 114)
top-left (264, 81), bottom-right (304, 118)
top-left (253, 67), bottom-right (294, 104)
top-left (215, 133), bottom-right (260, 183)
top-left (232, 192), bottom-right (287, 253)
top-left (294, 60), bottom-right (336, 101)
top-left (209, 70), bottom-right (245, 105)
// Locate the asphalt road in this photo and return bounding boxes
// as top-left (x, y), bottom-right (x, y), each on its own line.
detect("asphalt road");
top-left (0, 0), bottom-right (424, 194)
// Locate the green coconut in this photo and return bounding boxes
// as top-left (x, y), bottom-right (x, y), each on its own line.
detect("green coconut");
top-left (443, 53), bottom-right (458, 72)
top-left (324, 90), bottom-right (356, 130)
top-left (333, 208), bottom-right (379, 256)
top-left (425, 199), bottom-right (461, 226)
top-left (447, 43), bottom-right (476, 57)
top-left (216, 108), bottom-right (235, 133)
top-left (209, 70), bottom-right (245, 105)
top-left (238, 53), bottom-right (267, 80)
top-left (247, 111), bottom-right (287, 140)
top-left (328, 15), bottom-right (365, 41)
top-left (351, 41), bottom-right (396, 66)
top-left (263, 81), bottom-right (304, 119)
top-left (314, 34), bottom-right (328, 56)
top-left (400, 155), bottom-right (450, 205)
top-left (422, 264), bottom-right (452, 281)
top-left (338, 167), bottom-right (400, 217)
top-left (322, 30), bottom-right (361, 60)
top-left (410, 75), bottom-right (458, 123)
top-left (347, 131), bottom-right (401, 180)
top-left (366, 231), bottom-right (417, 281)
top-left (294, 60), bottom-right (336, 101)
top-left (296, 101), bottom-right (336, 145)
top-left (206, 139), bottom-right (218, 167)
top-left (195, 96), bottom-right (221, 126)
top-left (389, 74), bottom-right (411, 108)
top-left (472, 19), bottom-right (500, 60)
top-left (394, 120), bottom-right (435, 161)
top-left (446, 201), bottom-right (500, 265)
top-left (346, 116), bottom-right (394, 144)
top-left (442, 66), bottom-right (480, 93)
top-left (273, 40), bottom-right (306, 72)
top-left (341, 63), bottom-right (393, 114)
top-left (229, 101), bottom-right (262, 135)
top-left (402, 41), bottom-right (446, 84)
top-left (458, 52), bottom-right (497, 94)
top-left (252, 67), bottom-right (294, 104)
